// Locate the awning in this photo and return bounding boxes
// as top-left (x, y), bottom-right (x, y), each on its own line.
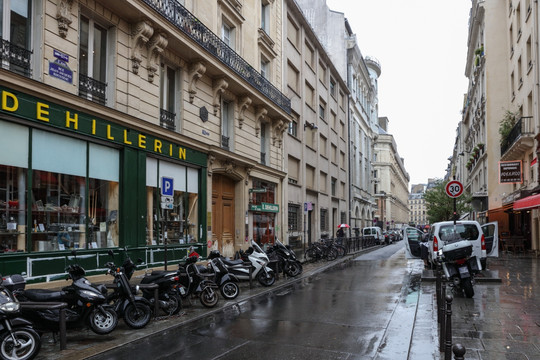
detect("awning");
top-left (513, 193), bottom-right (540, 211)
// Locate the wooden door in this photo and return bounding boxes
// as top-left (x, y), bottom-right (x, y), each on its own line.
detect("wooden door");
top-left (212, 174), bottom-right (235, 254)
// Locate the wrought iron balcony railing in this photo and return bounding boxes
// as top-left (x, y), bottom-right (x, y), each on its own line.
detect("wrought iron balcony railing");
top-left (500, 116), bottom-right (534, 156)
top-left (79, 74), bottom-right (107, 105)
top-left (141, 0), bottom-right (291, 114)
top-left (160, 108), bottom-right (176, 131)
top-left (221, 135), bottom-right (230, 150)
top-left (0, 38), bottom-right (32, 77)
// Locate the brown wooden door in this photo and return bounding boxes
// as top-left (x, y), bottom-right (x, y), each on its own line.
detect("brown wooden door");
top-left (212, 174), bottom-right (235, 254)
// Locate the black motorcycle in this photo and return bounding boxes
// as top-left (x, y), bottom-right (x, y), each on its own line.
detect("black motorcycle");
top-left (206, 250), bottom-right (240, 300)
top-left (439, 239), bottom-right (481, 298)
top-left (0, 275), bottom-right (41, 360)
top-left (105, 250), bottom-right (153, 329)
top-left (115, 249), bottom-right (183, 316)
top-left (11, 254), bottom-right (118, 336)
top-left (266, 239), bottom-right (302, 277)
top-left (177, 256), bottom-right (219, 308)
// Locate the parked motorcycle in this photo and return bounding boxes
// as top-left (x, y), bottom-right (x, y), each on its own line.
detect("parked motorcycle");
top-left (439, 238), bottom-right (481, 298)
top-left (206, 250), bottom-right (240, 300)
top-left (0, 275), bottom-right (41, 360)
top-left (114, 249), bottom-right (183, 316)
top-left (177, 255), bottom-right (219, 308)
top-left (105, 251), bottom-right (153, 329)
top-left (265, 239), bottom-right (302, 277)
top-left (223, 240), bottom-right (276, 287)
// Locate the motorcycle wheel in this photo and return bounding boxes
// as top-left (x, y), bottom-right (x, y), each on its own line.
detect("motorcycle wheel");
top-left (220, 281), bottom-right (240, 300)
top-left (257, 270), bottom-right (276, 287)
top-left (462, 278), bottom-right (475, 298)
top-left (199, 287), bottom-right (219, 308)
top-left (163, 292), bottom-right (182, 315)
top-left (287, 261), bottom-right (302, 277)
top-left (89, 307), bottom-right (118, 335)
top-left (0, 327), bottom-right (41, 360)
top-left (123, 302), bottom-right (152, 329)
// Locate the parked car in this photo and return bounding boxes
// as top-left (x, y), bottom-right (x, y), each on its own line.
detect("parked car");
top-left (403, 221), bottom-right (499, 269)
top-left (362, 226), bottom-right (384, 245)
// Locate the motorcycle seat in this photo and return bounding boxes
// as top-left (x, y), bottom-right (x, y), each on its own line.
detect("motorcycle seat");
top-left (23, 289), bottom-right (67, 302)
top-left (222, 258), bottom-right (245, 267)
top-left (141, 271), bottom-right (177, 283)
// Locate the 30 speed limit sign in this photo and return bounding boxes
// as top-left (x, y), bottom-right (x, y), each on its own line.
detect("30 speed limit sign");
top-left (445, 180), bottom-right (464, 198)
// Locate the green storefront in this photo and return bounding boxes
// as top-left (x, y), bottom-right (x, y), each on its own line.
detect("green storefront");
top-left (0, 86), bottom-right (207, 282)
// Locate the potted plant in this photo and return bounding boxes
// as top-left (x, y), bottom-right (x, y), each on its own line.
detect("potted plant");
top-left (499, 110), bottom-right (519, 145)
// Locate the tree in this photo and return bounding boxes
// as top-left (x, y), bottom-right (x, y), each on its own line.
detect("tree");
top-left (424, 180), bottom-right (472, 223)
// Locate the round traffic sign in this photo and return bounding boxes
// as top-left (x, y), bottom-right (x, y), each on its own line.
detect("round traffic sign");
top-left (445, 180), bottom-right (464, 198)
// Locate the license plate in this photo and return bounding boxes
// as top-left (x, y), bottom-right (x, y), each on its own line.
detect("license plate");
top-left (179, 287), bottom-right (186, 295)
top-left (458, 266), bottom-right (469, 277)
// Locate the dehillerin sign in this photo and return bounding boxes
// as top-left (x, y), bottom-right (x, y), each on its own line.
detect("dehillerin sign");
top-left (249, 202), bottom-right (279, 213)
top-left (0, 87), bottom-right (206, 167)
top-left (499, 160), bottom-right (523, 184)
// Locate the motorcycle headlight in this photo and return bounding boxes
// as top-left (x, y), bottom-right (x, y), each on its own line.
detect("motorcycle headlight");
top-left (0, 301), bottom-right (20, 312)
top-left (80, 290), bottom-right (100, 299)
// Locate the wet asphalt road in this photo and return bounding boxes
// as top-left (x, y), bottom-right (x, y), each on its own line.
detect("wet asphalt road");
top-left (88, 243), bottom-right (425, 360)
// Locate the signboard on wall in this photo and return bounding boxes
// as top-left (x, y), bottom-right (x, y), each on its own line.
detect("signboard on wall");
top-left (499, 160), bottom-right (523, 184)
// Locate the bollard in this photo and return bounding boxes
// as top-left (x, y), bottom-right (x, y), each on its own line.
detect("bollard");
top-left (436, 262), bottom-right (441, 324)
top-left (445, 294), bottom-right (453, 360)
top-left (452, 343), bottom-right (466, 360)
top-left (439, 281), bottom-right (446, 352)
top-left (59, 307), bottom-right (66, 350)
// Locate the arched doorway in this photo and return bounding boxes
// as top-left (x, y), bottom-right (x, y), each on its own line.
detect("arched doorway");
top-left (212, 174), bottom-right (235, 255)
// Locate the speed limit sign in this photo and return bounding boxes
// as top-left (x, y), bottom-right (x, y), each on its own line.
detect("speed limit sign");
top-left (445, 180), bottom-right (464, 198)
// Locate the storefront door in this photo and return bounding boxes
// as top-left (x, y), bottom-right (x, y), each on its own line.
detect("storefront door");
top-left (212, 174), bottom-right (235, 255)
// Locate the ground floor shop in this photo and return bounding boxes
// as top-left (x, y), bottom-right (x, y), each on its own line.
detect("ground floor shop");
top-left (0, 86), bottom-right (208, 282)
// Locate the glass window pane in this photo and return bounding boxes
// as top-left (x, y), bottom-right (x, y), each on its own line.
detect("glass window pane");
top-left (93, 23), bottom-right (107, 82)
top-left (9, 0), bottom-right (30, 48)
top-left (32, 129), bottom-right (86, 177)
top-left (0, 165), bottom-right (27, 252)
top-left (89, 143), bottom-right (119, 181)
top-left (187, 168), bottom-right (198, 193)
top-left (159, 161), bottom-right (186, 191)
top-left (146, 157), bottom-right (158, 187)
top-left (0, 120), bottom-right (28, 167)
top-left (87, 177), bottom-right (119, 249)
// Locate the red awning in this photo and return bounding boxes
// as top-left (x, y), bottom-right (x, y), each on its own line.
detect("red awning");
top-left (514, 193), bottom-right (540, 211)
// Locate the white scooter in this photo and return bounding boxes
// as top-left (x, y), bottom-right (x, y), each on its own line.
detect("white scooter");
top-left (221, 240), bottom-right (276, 287)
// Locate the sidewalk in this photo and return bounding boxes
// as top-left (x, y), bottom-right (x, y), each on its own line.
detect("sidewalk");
top-left (411, 252), bottom-right (540, 360)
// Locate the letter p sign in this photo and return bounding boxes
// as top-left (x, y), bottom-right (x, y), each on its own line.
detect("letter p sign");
top-left (161, 177), bottom-right (174, 196)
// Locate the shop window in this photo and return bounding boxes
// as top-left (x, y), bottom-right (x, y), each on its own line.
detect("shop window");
top-left (0, 0), bottom-right (33, 76)
top-left (79, 15), bottom-right (109, 105)
top-left (288, 204), bottom-right (300, 231)
top-left (251, 178), bottom-right (276, 246)
top-left (146, 158), bottom-right (200, 246)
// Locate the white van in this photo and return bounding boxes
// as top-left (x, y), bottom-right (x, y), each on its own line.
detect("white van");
top-left (404, 221), bottom-right (499, 269)
top-left (362, 226), bottom-right (384, 245)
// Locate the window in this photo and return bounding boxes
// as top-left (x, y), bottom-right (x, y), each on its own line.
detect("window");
top-left (288, 112), bottom-right (298, 137)
top-left (79, 15), bottom-right (108, 105)
top-left (222, 21), bottom-right (236, 50)
top-left (320, 208), bottom-right (328, 231)
top-left (261, 123), bottom-right (268, 165)
top-left (331, 144), bottom-right (337, 163)
top-left (318, 62), bottom-right (326, 85)
top-left (320, 135), bottom-right (327, 158)
top-left (287, 61), bottom-right (299, 93)
top-left (288, 204), bottom-right (301, 231)
top-left (319, 99), bottom-right (326, 120)
top-left (146, 158), bottom-right (199, 246)
top-left (330, 78), bottom-right (336, 97)
top-left (306, 165), bottom-right (315, 189)
top-left (160, 63), bottom-right (179, 131)
top-left (222, 100), bottom-right (233, 150)
top-left (0, 0), bottom-right (32, 76)
top-left (320, 171), bottom-right (327, 193)
top-left (331, 178), bottom-right (336, 196)
top-left (261, 57), bottom-right (270, 79)
top-left (288, 156), bottom-right (299, 184)
top-left (261, 1), bottom-right (270, 34)
top-left (305, 82), bottom-right (314, 108)
top-left (305, 41), bottom-right (315, 69)
top-left (287, 16), bottom-right (299, 49)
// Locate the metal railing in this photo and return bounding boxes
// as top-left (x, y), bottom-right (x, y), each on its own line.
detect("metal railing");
top-left (0, 38), bottom-right (32, 77)
top-left (141, 0), bottom-right (291, 114)
top-left (160, 108), bottom-right (176, 130)
top-left (500, 116), bottom-right (534, 155)
top-left (79, 74), bottom-right (107, 105)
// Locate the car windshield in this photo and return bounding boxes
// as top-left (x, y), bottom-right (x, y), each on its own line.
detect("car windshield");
top-left (438, 224), bottom-right (479, 243)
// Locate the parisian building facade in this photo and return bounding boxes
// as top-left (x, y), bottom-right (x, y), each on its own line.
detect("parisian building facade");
top-left (451, 0), bottom-right (539, 252)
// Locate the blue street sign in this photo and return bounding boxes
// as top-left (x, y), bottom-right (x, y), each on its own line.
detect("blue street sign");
top-left (161, 177), bottom-right (174, 196)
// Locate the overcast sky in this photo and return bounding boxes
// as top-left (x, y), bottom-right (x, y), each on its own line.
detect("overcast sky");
top-left (324, 0), bottom-right (471, 187)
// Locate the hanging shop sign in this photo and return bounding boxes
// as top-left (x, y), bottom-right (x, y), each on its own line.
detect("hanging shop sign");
top-left (499, 160), bottom-right (523, 184)
top-left (249, 188), bottom-right (267, 193)
top-left (0, 86), bottom-right (206, 167)
top-left (249, 202), bottom-right (279, 213)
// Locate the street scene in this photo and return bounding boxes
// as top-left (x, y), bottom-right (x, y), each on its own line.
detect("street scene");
top-left (1, 0), bottom-right (540, 359)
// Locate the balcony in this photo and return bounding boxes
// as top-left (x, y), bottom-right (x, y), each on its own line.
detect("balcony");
top-left (160, 109), bottom-right (176, 131)
top-left (500, 116), bottom-right (535, 161)
top-left (79, 74), bottom-right (107, 105)
top-left (0, 38), bottom-right (32, 77)
top-left (141, 0), bottom-right (290, 114)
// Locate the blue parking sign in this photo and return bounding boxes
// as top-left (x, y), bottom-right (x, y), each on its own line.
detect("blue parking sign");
top-left (161, 177), bottom-right (174, 196)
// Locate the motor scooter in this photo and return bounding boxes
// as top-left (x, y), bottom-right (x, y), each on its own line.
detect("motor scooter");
top-left (177, 255), bottom-right (219, 308)
top-left (266, 239), bottom-right (302, 277)
top-left (439, 239), bottom-right (481, 298)
top-left (206, 250), bottom-right (240, 300)
top-left (0, 275), bottom-right (41, 360)
top-left (222, 240), bottom-right (275, 287)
